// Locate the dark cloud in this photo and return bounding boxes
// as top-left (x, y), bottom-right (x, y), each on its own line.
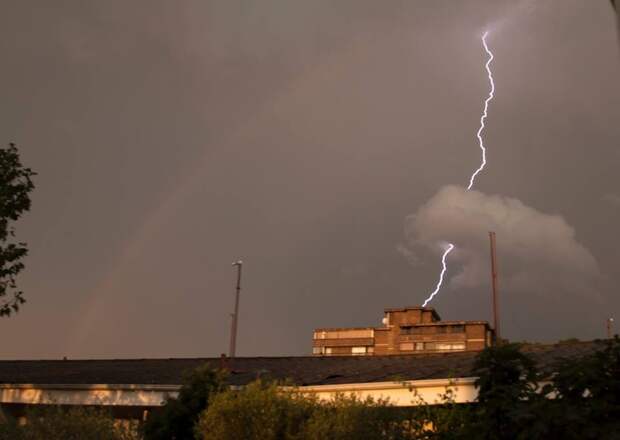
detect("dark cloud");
top-left (0, 0), bottom-right (618, 358)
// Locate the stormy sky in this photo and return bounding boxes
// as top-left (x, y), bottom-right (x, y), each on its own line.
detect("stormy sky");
top-left (1, 0), bottom-right (619, 359)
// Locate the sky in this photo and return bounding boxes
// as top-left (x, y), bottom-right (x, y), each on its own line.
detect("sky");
top-left (0, 0), bottom-right (619, 359)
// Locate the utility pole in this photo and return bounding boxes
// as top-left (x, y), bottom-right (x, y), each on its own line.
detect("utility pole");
top-left (607, 317), bottom-right (614, 339)
top-left (229, 260), bottom-right (243, 358)
top-left (489, 232), bottom-right (500, 343)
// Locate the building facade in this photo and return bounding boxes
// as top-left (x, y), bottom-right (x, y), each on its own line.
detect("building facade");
top-left (312, 306), bottom-right (494, 356)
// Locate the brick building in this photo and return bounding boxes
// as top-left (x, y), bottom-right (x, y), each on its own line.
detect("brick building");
top-left (312, 306), bottom-right (494, 356)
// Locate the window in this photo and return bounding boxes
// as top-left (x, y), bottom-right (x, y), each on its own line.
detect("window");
top-left (436, 326), bottom-right (447, 334)
top-left (313, 347), bottom-right (324, 355)
top-left (399, 342), bottom-right (414, 351)
top-left (400, 326), bottom-right (413, 335)
top-left (367, 346), bottom-right (374, 354)
top-left (415, 342), bottom-right (424, 351)
top-left (451, 325), bottom-right (465, 333)
top-left (435, 343), bottom-right (466, 351)
top-left (351, 346), bottom-right (367, 355)
top-left (402, 326), bottom-right (422, 335)
top-left (325, 347), bottom-right (333, 355)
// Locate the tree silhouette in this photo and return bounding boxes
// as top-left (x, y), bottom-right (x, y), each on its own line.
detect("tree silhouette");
top-left (0, 143), bottom-right (35, 317)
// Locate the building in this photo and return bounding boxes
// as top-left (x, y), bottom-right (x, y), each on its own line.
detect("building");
top-left (0, 341), bottom-right (601, 422)
top-left (312, 306), bottom-right (494, 356)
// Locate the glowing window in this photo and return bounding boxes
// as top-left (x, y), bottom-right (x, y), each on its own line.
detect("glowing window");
top-left (399, 342), bottom-right (414, 351)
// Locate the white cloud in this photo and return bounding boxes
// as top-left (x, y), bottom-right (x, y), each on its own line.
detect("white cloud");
top-left (402, 185), bottom-right (600, 298)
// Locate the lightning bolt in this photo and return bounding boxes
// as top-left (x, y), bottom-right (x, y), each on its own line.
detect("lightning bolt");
top-left (467, 31), bottom-right (495, 190)
top-left (422, 243), bottom-right (455, 308)
top-left (421, 31), bottom-right (495, 307)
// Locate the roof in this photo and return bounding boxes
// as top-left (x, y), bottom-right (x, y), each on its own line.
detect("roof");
top-left (0, 341), bottom-right (603, 387)
top-left (315, 321), bottom-right (490, 333)
top-left (401, 320), bottom-right (490, 327)
top-left (313, 327), bottom-right (375, 332)
top-left (384, 306), bottom-right (441, 321)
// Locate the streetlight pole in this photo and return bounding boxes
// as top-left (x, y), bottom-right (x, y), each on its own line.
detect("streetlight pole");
top-left (607, 317), bottom-right (614, 339)
top-left (229, 260), bottom-right (243, 358)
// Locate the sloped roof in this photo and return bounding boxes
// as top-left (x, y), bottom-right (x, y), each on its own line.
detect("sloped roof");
top-left (0, 341), bottom-right (603, 387)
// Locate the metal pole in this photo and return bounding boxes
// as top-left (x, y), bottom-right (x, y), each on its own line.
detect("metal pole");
top-left (229, 260), bottom-right (243, 358)
top-left (489, 232), bottom-right (500, 342)
top-left (608, 318), bottom-right (614, 339)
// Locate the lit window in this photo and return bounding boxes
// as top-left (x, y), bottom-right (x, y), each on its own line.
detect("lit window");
top-left (325, 347), bottom-right (333, 355)
top-left (313, 331), bottom-right (327, 339)
top-left (351, 346), bottom-right (367, 355)
top-left (399, 342), bottom-right (414, 351)
top-left (415, 342), bottom-right (424, 351)
top-left (313, 347), bottom-right (324, 355)
top-left (436, 343), bottom-right (466, 351)
top-left (367, 346), bottom-right (374, 354)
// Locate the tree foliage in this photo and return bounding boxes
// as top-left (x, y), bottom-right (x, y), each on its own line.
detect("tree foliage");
top-left (433, 339), bottom-right (620, 440)
top-left (539, 336), bottom-right (620, 439)
top-left (0, 143), bottom-right (35, 317)
top-left (195, 381), bottom-right (420, 440)
top-left (143, 364), bottom-right (226, 440)
top-left (465, 343), bottom-right (542, 439)
top-left (4, 340), bottom-right (618, 439)
top-left (195, 380), bottom-right (315, 440)
top-left (303, 394), bottom-right (418, 440)
top-left (0, 406), bottom-right (138, 440)
top-left (193, 340), bottom-right (620, 440)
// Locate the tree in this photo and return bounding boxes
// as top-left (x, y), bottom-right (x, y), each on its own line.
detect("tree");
top-left (543, 337), bottom-right (620, 439)
top-left (464, 343), bottom-right (542, 440)
top-left (143, 364), bottom-right (226, 440)
top-left (0, 143), bottom-right (35, 317)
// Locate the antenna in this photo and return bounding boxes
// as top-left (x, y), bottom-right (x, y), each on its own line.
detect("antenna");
top-left (229, 260), bottom-right (243, 357)
top-left (489, 232), bottom-right (500, 343)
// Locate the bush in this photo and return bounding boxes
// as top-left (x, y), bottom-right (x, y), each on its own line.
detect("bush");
top-left (195, 380), bottom-right (315, 440)
top-left (196, 380), bottom-right (425, 440)
top-left (0, 406), bottom-right (139, 440)
top-left (304, 394), bottom-right (418, 440)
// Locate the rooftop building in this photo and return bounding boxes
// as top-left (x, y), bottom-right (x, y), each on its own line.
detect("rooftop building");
top-left (312, 306), bottom-right (494, 356)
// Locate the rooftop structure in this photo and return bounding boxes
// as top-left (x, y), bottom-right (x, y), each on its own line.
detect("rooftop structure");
top-left (312, 306), bottom-right (494, 356)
